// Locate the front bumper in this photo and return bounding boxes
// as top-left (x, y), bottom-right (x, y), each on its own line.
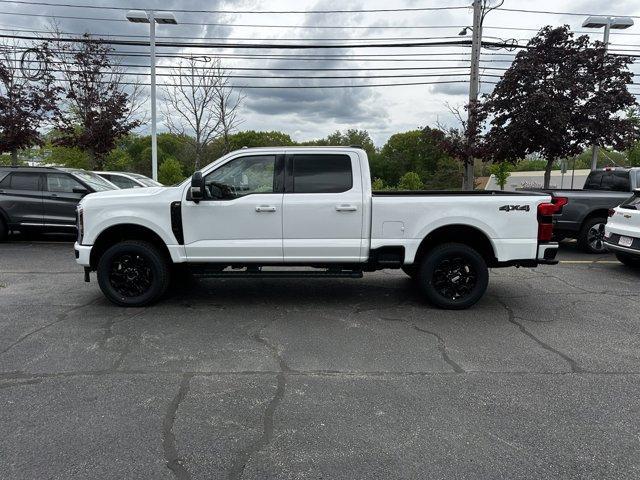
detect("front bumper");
top-left (537, 242), bottom-right (559, 264)
top-left (74, 242), bottom-right (92, 267)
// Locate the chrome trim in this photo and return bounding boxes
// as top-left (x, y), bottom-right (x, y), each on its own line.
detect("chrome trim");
top-left (19, 222), bottom-right (76, 228)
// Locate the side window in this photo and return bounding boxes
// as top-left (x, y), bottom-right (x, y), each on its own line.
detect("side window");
top-left (204, 155), bottom-right (276, 200)
top-left (584, 172), bottom-right (603, 190)
top-left (0, 173), bottom-right (10, 188)
top-left (109, 175), bottom-right (138, 189)
top-left (46, 173), bottom-right (84, 193)
top-left (292, 154), bottom-right (353, 193)
top-left (4, 172), bottom-right (40, 191)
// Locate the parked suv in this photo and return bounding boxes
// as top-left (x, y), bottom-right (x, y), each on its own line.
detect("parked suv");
top-left (605, 190), bottom-right (640, 267)
top-left (0, 166), bottom-right (116, 240)
top-left (95, 171), bottom-right (162, 189)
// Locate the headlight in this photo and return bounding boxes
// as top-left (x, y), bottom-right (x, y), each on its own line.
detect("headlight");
top-left (76, 205), bottom-right (84, 243)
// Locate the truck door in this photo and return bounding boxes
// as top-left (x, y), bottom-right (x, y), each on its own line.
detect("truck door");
top-left (182, 153), bottom-right (285, 262)
top-left (43, 172), bottom-right (87, 227)
top-left (0, 171), bottom-right (43, 228)
top-left (282, 152), bottom-right (364, 262)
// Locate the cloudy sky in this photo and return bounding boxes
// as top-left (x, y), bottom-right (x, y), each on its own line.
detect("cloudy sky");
top-left (2, 0), bottom-right (640, 146)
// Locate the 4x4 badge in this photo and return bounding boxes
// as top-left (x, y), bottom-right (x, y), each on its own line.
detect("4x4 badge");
top-left (499, 205), bottom-right (530, 212)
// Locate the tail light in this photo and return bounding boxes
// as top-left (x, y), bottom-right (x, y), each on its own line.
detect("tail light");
top-left (537, 202), bottom-right (557, 242)
top-left (608, 208), bottom-right (615, 218)
top-left (552, 196), bottom-right (568, 213)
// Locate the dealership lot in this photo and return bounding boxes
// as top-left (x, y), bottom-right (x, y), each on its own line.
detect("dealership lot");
top-left (1, 238), bottom-right (639, 479)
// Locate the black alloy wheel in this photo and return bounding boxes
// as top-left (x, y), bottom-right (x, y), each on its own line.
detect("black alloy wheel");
top-left (97, 240), bottom-right (170, 307)
top-left (418, 243), bottom-right (489, 310)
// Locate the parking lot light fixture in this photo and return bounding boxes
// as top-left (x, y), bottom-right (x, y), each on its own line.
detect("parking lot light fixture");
top-left (126, 10), bottom-right (179, 181)
top-left (581, 15), bottom-right (634, 172)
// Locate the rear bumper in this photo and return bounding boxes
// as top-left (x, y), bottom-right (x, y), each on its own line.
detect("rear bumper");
top-left (604, 240), bottom-right (640, 257)
top-left (537, 242), bottom-right (559, 264)
top-left (74, 242), bottom-right (92, 267)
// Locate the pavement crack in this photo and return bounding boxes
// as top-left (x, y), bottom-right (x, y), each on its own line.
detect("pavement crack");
top-left (228, 331), bottom-right (288, 479)
top-left (162, 373), bottom-right (193, 480)
top-left (412, 325), bottom-right (466, 373)
top-left (495, 298), bottom-right (584, 373)
top-left (0, 298), bottom-right (99, 356)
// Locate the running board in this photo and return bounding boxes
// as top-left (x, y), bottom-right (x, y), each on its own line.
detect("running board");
top-left (190, 268), bottom-right (363, 279)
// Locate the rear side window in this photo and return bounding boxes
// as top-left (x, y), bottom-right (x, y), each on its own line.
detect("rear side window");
top-left (0, 172), bottom-right (40, 190)
top-left (584, 171), bottom-right (630, 191)
top-left (107, 175), bottom-right (138, 189)
top-left (292, 154), bottom-right (352, 193)
top-left (621, 193), bottom-right (640, 210)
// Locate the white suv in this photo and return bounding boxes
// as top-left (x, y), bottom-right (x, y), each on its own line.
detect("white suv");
top-left (604, 190), bottom-right (640, 267)
top-left (94, 171), bottom-right (162, 189)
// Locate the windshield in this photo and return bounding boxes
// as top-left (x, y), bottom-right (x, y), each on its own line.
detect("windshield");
top-left (72, 171), bottom-right (117, 191)
top-left (130, 173), bottom-right (162, 187)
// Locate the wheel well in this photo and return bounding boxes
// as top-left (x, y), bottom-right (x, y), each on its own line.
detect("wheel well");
top-left (413, 225), bottom-right (497, 267)
top-left (581, 209), bottom-right (609, 228)
top-left (90, 224), bottom-right (171, 269)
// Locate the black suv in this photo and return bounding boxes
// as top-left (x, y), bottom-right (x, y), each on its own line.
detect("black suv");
top-left (0, 166), bottom-right (116, 240)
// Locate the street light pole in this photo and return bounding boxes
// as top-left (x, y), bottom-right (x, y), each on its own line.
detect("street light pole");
top-left (582, 15), bottom-right (634, 171)
top-left (126, 10), bottom-right (178, 181)
top-left (149, 11), bottom-right (158, 181)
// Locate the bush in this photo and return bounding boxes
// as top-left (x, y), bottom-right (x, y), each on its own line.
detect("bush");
top-left (397, 171), bottom-right (423, 190)
top-left (489, 162), bottom-right (512, 190)
top-left (371, 177), bottom-right (387, 191)
top-left (158, 157), bottom-right (185, 185)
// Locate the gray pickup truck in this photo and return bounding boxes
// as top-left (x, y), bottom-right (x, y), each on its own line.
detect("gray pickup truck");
top-left (524, 167), bottom-right (640, 253)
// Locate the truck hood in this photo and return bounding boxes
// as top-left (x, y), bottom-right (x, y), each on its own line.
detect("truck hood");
top-left (86, 186), bottom-right (166, 199)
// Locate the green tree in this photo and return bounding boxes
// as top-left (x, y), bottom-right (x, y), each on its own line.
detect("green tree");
top-left (397, 171), bottom-right (423, 190)
top-left (103, 148), bottom-right (132, 171)
top-left (489, 162), bottom-right (512, 190)
top-left (207, 130), bottom-right (295, 160)
top-left (371, 177), bottom-right (387, 191)
top-left (303, 129), bottom-right (377, 160)
top-left (47, 145), bottom-right (91, 169)
top-left (158, 157), bottom-right (184, 185)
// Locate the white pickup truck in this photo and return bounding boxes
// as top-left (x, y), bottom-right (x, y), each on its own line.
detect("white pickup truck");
top-left (75, 147), bottom-right (560, 309)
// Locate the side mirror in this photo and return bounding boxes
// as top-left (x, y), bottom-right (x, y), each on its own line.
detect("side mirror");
top-left (190, 171), bottom-right (205, 203)
top-left (72, 187), bottom-right (89, 195)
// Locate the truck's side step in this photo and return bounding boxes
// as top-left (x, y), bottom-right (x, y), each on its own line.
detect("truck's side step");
top-left (190, 267), bottom-right (363, 279)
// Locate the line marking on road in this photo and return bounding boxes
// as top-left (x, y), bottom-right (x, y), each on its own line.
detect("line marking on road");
top-left (559, 260), bottom-right (620, 264)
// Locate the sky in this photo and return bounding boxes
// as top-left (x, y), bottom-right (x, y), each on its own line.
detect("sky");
top-left (2, 0), bottom-right (640, 146)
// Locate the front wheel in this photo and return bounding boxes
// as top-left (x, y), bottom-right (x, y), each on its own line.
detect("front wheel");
top-left (417, 243), bottom-right (489, 310)
top-left (616, 252), bottom-right (640, 269)
top-left (97, 240), bottom-right (170, 307)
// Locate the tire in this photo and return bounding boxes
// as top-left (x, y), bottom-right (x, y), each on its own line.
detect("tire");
top-left (417, 243), bottom-right (489, 310)
top-left (577, 217), bottom-right (607, 254)
top-left (615, 252), bottom-right (640, 268)
top-left (0, 218), bottom-right (7, 242)
top-left (97, 240), bottom-right (170, 307)
top-left (401, 264), bottom-right (418, 279)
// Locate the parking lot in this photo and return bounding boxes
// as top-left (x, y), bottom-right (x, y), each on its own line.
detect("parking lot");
top-left (1, 236), bottom-right (639, 479)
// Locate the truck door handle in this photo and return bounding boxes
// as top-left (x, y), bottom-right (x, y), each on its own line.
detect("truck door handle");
top-left (255, 205), bottom-right (277, 213)
top-left (335, 204), bottom-right (358, 212)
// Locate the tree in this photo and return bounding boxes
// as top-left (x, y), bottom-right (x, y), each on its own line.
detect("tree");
top-left (158, 157), bottom-right (184, 185)
top-left (53, 35), bottom-right (141, 169)
top-left (207, 130), bottom-right (295, 159)
top-left (489, 162), bottom-right (512, 190)
top-left (304, 129), bottom-right (377, 160)
top-left (163, 57), bottom-right (243, 170)
top-left (397, 171), bottom-right (423, 190)
top-left (374, 128), bottom-right (452, 187)
top-left (0, 41), bottom-right (59, 165)
top-left (481, 26), bottom-right (637, 188)
top-left (371, 177), bottom-right (387, 191)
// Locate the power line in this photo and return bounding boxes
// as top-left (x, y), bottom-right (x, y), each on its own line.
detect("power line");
top-left (0, 0), bottom-right (471, 14)
top-left (496, 6), bottom-right (640, 19)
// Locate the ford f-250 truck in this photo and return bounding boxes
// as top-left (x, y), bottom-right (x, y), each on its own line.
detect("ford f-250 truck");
top-left (74, 147), bottom-right (560, 309)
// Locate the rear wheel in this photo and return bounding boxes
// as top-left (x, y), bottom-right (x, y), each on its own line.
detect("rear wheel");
top-left (615, 252), bottom-right (640, 268)
top-left (577, 217), bottom-right (608, 254)
top-left (417, 243), bottom-right (488, 310)
top-left (97, 240), bottom-right (170, 307)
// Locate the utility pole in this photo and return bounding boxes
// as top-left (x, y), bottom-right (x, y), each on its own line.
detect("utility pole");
top-left (465, 0), bottom-right (483, 190)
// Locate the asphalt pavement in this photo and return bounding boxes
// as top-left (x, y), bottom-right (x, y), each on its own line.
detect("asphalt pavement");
top-left (1, 236), bottom-right (639, 479)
